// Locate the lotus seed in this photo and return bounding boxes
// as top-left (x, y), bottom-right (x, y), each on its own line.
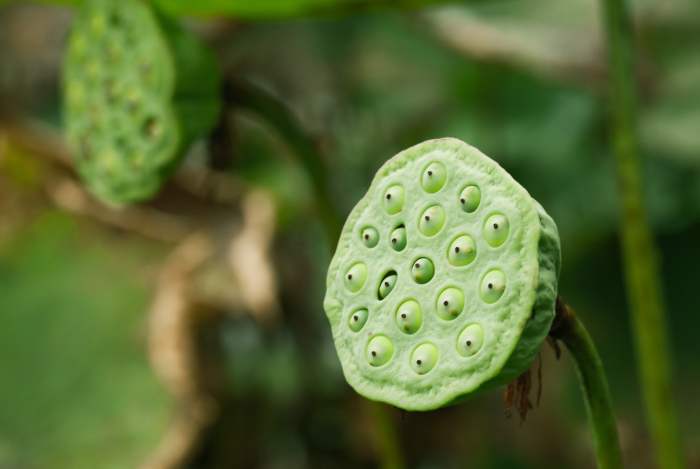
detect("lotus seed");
top-left (395, 299), bottom-right (423, 334)
top-left (361, 227), bottom-right (379, 248)
top-left (418, 205), bottom-right (446, 237)
top-left (459, 185), bottom-right (481, 213)
top-left (447, 235), bottom-right (477, 266)
top-left (348, 308), bottom-right (369, 332)
top-left (383, 184), bottom-right (405, 214)
top-left (389, 225), bottom-right (407, 251)
top-left (366, 336), bottom-right (394, 367)
top-left (421, 161), bottom-right (447, 193)
top-left (436, 287), bottom-right (465, 320)
top-left (410, 343), bottom-right (438, 374)
top-left (411, 257), bottom-right (434, 284)
top-left (378, 271), bottom-right (397, 299)
top-left (457, 324), bottom-right (484, 357)
top-left (345, 263), bottom-right (368, 293)
top-left (483, 213), bottom-right (510, 247)
top-left (480, 269), bottom-right (506, 303)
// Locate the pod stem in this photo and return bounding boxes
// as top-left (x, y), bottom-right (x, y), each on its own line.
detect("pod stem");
top-left (223, 78), bottom-right (402, 468)
top-left (222, 79), bottom-right (342, 243)
top-left (599, 0), bottom-right (685, 467)
top-left (550, 299), bottom-right (623, 469)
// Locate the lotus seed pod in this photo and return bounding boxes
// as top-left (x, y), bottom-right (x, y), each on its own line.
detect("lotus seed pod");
top-left (323, 138), bottom-right (560, 411)
top-left (62, 0), bottom-right (221, 204)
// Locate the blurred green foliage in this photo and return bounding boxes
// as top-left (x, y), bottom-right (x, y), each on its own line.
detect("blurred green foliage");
top-left (0, 213), bottom-right (170, 468)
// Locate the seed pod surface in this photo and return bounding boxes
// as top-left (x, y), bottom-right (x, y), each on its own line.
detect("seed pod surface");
top-left (63, 0), bottom-right (220, 204)
top-left (323, 138), bottom-right (560, 411)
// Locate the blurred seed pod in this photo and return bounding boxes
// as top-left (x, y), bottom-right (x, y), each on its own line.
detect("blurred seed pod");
top-left (62, 0), bottom-right (221, 204)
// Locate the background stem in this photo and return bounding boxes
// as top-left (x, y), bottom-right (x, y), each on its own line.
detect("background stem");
top-left (224, 78), bottom-right (404, 469)
top-left (599, 0), bottom-right (685, 467)
top-left (223, 79), bottom-right (343, 243)
top-left (552, 300), bottom-right (623, 469)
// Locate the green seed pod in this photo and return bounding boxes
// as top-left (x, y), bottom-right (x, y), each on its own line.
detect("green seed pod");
top-left (62, 0), bottom-right (221, 204)
top-left (323, 138), bottom-right (560, 411)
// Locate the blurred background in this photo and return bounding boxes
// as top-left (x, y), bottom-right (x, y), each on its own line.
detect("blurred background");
top-left (0, 0), bottom-right (699, 468)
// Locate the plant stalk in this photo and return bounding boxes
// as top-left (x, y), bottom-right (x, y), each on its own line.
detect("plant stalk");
top-left (551, 299), bottom-right (623, 469)
top-left (599, 0), bottom-right (685, 467)
top-left (224, 79), bottom-right (403, 469)
top-left (223, 79), bottom-right (343, 243)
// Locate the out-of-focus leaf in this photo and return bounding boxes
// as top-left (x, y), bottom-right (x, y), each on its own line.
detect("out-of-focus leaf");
top-left (0, 212), bottom-right (171, 469)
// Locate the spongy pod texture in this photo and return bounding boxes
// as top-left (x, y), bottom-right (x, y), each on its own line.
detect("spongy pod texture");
top-left (323, 138), bottom-right (561, 411)
top-left (63, 0), bottom-right (220, 205)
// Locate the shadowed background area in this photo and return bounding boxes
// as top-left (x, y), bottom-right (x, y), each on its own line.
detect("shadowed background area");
top-left (0, 0), bottom-right (699, 468)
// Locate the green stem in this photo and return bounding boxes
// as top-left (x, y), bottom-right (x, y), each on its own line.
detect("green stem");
top-left (223, 79), bottom-right (342, 244)
top-left (368, 401), bottom-right (405, 469)
top-left (224, 79), bottom-right (403, 469)
top-left (599, 0), bottom-right (685, 468)
top-left (551, 300), bottom-right (623, 469)
top-left (24, 0), bottom-right (454, 19)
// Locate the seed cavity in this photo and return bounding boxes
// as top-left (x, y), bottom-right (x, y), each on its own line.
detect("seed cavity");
top-left (411, 257), bottom-right (435, 284)
top-left (447, 234), bottom-right (477, 266)
top-left (436, 287), bottom-right (465, 320)
top-left (480, 269), bottom-right (506, 303)
top-left (345, 262), bottom-right (368, 293)
top-left (378, 271), bottom-right (398, 300)
top-left (410, 343), bottom-right (438, 374)
top-left (348, 308), bottom-right (369, 332)
top-left (366, 336), bottom-right (394, 367)
top-left (418, 205), bottom-right (446, 237)
top-left (483, 213), bottom-right (510, 247)
top-left (421, 161), bottom-right (447, 193)
top-left (389, 224), bottom-right (407, 251)
top-left (395, 299), bottom-right (423, 334)
top-left (457, 324), bottom-right (484, 357)
top-left (459, 185), bottom-right (481, 213)
top-left (383, 184), bottom-right (405, 215)
top-left (361, 226), bottom-right (379, 248)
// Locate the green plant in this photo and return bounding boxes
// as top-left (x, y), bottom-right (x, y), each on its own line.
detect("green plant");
top-left (324, 138), bottom-right (622, 468)
top-left (600, 0), bottom-right (686, 467)
top-left (62, 0), bottom-right (220, 204)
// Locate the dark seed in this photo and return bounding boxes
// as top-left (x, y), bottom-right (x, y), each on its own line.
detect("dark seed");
top-left (371, 351), bottom-right (377, 357)
top-left (401, 313), bottom-right (407, 319)
top-left (384, 281), bottom-right (389, 287)
top-left (425, 215), bottom-right (430, 221)
top-left (415, 263), bottom-right (421, 269)
top-left (460, 198), bottom-right (465, 204)
top-left (386, 193), bottom-right (391, 200)
top-left (416, 359), bottom-right (422, 365)
top-left (488, 283), bottom-right (493, 289)
top-left (443, 300), bottom-right (448, 306)
top-left (353, 315), bottom-right (358, 321)
top-left (391, 238), bottom-right (397, 244)
top-left (427, 170), bottom-right (433, 176)
top-left (364, 234), bottom-right (369, 240)
top-left (493, 223), bottom-right (499, 229)
top-left (348, 274), bottom-right (353, 280)
top-left (466, 340), bottom-right (472, 346)
top-left (455, 246), bottom-right (460, 253)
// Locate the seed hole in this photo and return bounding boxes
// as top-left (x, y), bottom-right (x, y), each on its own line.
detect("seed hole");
top-left (378, 270), bottom-right (398, 300)
top-left (395, 300), bottom-right (422, 334)
top-left (411, 257), bottom-right (435, 284)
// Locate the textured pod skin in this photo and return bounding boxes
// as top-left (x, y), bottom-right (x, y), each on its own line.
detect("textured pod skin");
top-left (323, 138), bottom-right (560, 411)
top-left (63, 0), bottom-right (220, 204)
